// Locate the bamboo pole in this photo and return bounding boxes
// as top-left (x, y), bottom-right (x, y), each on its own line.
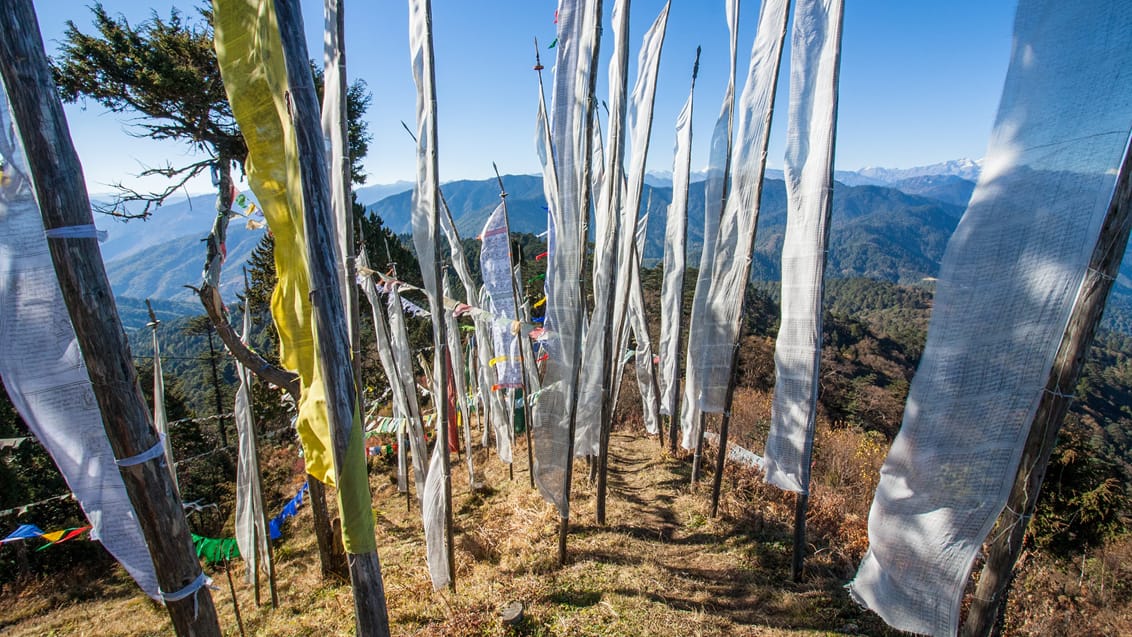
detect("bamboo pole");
top-left (0, 2), bottom-right (221, 634)
top-left (272, 0), bottom-right (391, 633)
top-left (961, 140), bottom-right (1132, 637)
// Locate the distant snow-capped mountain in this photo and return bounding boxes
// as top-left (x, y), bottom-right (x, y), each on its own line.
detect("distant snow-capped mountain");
top-left (854, 158), bottom-right (983, 185)
top-left (645, 159), bottom-right (983, 190)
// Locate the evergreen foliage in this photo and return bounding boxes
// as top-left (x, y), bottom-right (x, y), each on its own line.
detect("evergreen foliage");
top-left (51, 2), bottom-right (372, 215)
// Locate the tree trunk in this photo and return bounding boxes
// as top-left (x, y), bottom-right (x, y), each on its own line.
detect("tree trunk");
top-left (0, 3), bottom-right (221, 634)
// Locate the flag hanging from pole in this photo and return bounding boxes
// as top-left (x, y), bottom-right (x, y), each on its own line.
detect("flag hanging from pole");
top-left (480, 202), bottom-right (522, 390)
top-left (213, 0), bottom-right (336, 488)
top-left (851, 2), bottom-right (1132, 634)
top-left (764, 0), bottom-right (841, 494)
top-left (532, 0), bottom-right (600, 516)
top-left (680, 0), bottom-right (740, 450)
top-left (698, 0), bottom-right (790, 414)
top-left (234, 303), bottom-right (270, 586)
top-left (658, 54), bottom-right (698, 417)
top-left (0, 80), bottom-right (158, 598)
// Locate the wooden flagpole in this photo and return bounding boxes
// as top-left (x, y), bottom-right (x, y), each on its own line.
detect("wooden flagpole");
top-left (0, 2), bottom-right (221, 634)
top-left (272, 0), bottom-right (392, 631)
top-left (666, 47), bottom-right (701, 455)
top-left (547, 0), bottom-right (603, 565)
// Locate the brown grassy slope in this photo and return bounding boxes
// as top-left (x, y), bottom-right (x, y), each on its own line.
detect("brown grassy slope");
top-left (3, 391), bottom-right (1129, 636)
top-left (0, 411), bottom-right (899, 636)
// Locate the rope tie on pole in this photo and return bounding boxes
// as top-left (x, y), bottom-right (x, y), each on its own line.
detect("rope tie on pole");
top-left (44, 224), bottom-right (108, 242)
top-left (160, 571), bottom-right (216, 619)
top-left (1041, 387), bottom-right (1076, 401)
top-left (1087, 266), bottom-right (1116, 281)
top-left (115, 434), bottom-right (167, 467)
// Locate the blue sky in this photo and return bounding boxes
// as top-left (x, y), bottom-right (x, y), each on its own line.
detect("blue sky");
top-left (31, 0), bottom-right (1017, 196)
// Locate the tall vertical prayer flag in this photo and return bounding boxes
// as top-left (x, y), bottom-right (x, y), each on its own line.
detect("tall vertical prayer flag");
top-left (698, 0), bottom-right (790, 413)
top-left (213, 0), bottom-right (336, 487)
top-left (407, 0), bottom-right (453, 588)
top-left (850, 2), bottom-right (1132, 634)
top-left (533, 0), bottom-right (601, 516)
top-left (573, 0), bottom-right (630, 458)
top-left (0, 81), bottom-right (158, 598)
top-left (658, 53), bottom-right (698, 417)
top-left (764, 0), bottom-right (843, 494)
top-left (680, 0), bottom-right (740, 449)
top-left (480, 202), bottom-right (522, 389)
top-left (234, 303), bottom-right (270, 586)
top-left (388, 283), bottom-right (431, 499)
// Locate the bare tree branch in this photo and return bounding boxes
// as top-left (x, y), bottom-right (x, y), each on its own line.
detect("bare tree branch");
top-left (187, 282), bottom-right (300, 401)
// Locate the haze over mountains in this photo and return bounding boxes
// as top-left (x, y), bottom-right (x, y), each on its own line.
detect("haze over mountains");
top-left (95, 158), bottom-right (1131, 329)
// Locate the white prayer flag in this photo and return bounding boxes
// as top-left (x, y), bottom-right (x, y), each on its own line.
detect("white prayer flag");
top-left (850, 2), bottom-right (1132, 634)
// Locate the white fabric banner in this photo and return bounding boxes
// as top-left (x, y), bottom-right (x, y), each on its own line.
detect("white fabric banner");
top-left (680, 0), bottom-right (739, 449)
top-left (0, 85), bottom-right (158, 598)
top-left (629, 218), bottom-right (661, 435)
top-left (151, 326), bottom-right (177, 493)
top-left (573, 0), bottom-right (630, 459)
top-left (764, 0), bottom-right (842, 492)
top-left (532, 0), bottom-right (600, 516)
top-left (320, 0), bottom-right (350, 311)
top-left (408, 0), bottom-right (449, 458)
top-left (698, 0), bottom-right (790, 413)
top-left (387, 285), bottom-right (430, 500)
top-left (849, 2), bottom-right (1132, 635)
top-left (479, 202), bottom-right (522, 388)
top-left (658, 65), bottom-right (696, 417)
top-left (442, 272), bottom-right (474, 483)
top-left (477, 286), bottom-right (513, 464)
top-left (234, 304), bottom-right (269, 586)
top-left (421, 437), bottom-right (450, 590)
top-left (358, 250), bottom-right (421, 494)
top-left (609, 3), bottom-right (670, 436)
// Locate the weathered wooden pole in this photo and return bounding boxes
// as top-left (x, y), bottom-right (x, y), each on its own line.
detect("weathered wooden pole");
top-left (961, 142), bottom-right (1132, 637)
top-left (222, 557), bottom-right (246, 637)
top-left (592, 0), bottom-right (632, 528)
top-left (0, 2), bottom-right (221, 635)
top-left (273, 0), bottom-right (391, 633)
top-left (708, 343), bottom-right (741, 517)
top-left (689, 411), bottom-right (708, 484)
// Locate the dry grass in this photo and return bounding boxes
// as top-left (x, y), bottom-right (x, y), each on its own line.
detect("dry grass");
top-left (2, 395), bottom-right (1127, 636)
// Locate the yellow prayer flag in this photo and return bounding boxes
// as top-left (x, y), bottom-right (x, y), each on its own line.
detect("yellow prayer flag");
top-left (213, 0), bottom-right (334, 487)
